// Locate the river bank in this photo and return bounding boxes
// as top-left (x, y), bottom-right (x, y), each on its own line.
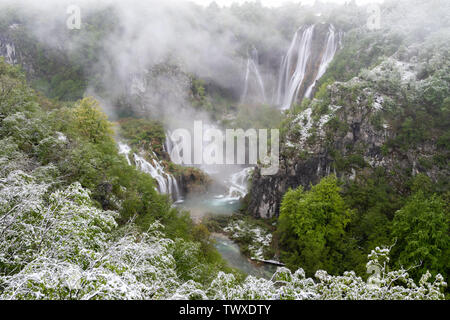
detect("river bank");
top-left (175, 190), bottom-right (278, 280)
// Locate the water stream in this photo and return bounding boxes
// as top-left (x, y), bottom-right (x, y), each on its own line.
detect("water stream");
top-left (277, 25), bottom-right (316, 110)
top-left (212, 233), bottom-right (276, 279)
top-left (115, 23), bottom-right (342, 279)
top-left (119, 140), bottom-right (273, 277)
top-left (175, 164), bottom-right (277, 278)
top-left (118, 142), bottom-right (182, 202)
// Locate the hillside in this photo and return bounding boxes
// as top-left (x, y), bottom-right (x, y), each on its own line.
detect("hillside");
top-left (0, 0), bottom-right (448, 300)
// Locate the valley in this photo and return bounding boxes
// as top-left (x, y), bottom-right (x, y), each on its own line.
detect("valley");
top-left (0, 0), bottom-right (448, 300)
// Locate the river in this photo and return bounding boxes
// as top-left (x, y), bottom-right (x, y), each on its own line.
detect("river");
top-left (120, 140), bottom-right (277, 279)
top-left (175, 170), bottom-right (277, 280)
top-left (212, 233), bottom-right (277, 279)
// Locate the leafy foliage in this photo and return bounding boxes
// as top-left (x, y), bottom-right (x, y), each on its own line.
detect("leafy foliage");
top-left (277, 176), bottom-right (353, 275)
top-left (392, 191), bottom-right (449, 280)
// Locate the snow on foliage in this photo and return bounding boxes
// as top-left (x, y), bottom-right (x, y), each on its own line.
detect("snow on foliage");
top-left (224, 220), bottom-right (272, 260)
top-left (203, 248), bottom-right (446, 300)
top-left (0, 170), bottom-right (446, 300)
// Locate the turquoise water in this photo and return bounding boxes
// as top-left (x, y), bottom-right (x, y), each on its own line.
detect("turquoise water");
top-left (176, 195), bottom-right (241, 222)
top-left (177, 196), bottom-right (277, 279)
top-left (212, 233), bottom-right (277, 279)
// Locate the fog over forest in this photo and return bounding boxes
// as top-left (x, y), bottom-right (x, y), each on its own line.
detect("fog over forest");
top-left (0, 0), bottom-right (448, 302)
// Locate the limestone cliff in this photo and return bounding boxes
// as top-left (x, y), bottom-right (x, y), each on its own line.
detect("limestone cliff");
top-left (249, 43), bottom-right (449, 218)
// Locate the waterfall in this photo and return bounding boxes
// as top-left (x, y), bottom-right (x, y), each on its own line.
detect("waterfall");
top-left (241, 47), bottom-right (266, 104)
top-left (276, 24), bottom-right (341, 110)
top-left (277, 25), bottom-right (315, 110)
top-left (304, 25), bottom-right (340, 98)
top-left (134, 154), bottom-right (168, 193)
top-left (225, 167), bottom-right (254, 200)
top-left (118, 143), bottom-right (132, 166)
top-left (0, 37), bottom-right (18, 65)
top-left (118, 142), bottom-right (182, 202)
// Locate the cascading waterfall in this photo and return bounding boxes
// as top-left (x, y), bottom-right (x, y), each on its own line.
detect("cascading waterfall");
top-left (134, 154), bottom-right (168, 193)
top-left (118, 143), bottom-right (132, 166)
top-left (276, 24), bottom-right (341, 110)
top-left (118, 142), bottom-right (182, 202)
top-left (165, 128), bottom-right (253, 203)
top-left (304, 25), bottom-right (340, 98)
top-left (277, 25), bottom-right (315, 110)
top-left (241, 47), bottom-right (266, 104)
top-left (0, 37), bottom-right (18, 65)
top-left (225, 167), bottom-right (254, 200)
top-left (164, 130), bottom-right (183, 165)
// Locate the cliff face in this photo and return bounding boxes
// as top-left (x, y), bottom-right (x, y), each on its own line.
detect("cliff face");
top-left (249, 44), bottom-right (449, 218)
top-left (0, 26), bottom-right (35, 76)
top-left (0, 33), bottom-right (18, 65)
top-left (249, 86), bottom-right (387, 218)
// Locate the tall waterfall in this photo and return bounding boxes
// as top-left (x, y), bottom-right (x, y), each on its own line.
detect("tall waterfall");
top-left (118, 142), bottom-right (182, 202)
top-left (165, 129), bottom-right (254, 202)
top-left (241, 47), bottom-right (266, 104)
top-left (276, 24), bottom-right (341, 110)
top-left (277, 25), bottom-right (315, 110)
top-left (0, 37), bottom-right (18, 65)
top-left (164, 130), bottom-right (182, 165)
top-left (304, 25), bottom-right (340, 98)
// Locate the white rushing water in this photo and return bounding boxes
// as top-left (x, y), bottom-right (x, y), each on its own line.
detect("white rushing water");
top-left (226, 167), bottom-right (254, 200)
top-left (118, 142), bottom-right (182, 202)
top-left (241, 47), bottom-right (266, 104)
top-left (277, 25), bottom-right (315, 110)
top-left (118, 143), bottom-right (132, 166)
top-left (165, 129), bottom-right (253, 203)
top-left (304, 25), bottom-right (341, 98)
top-left (276, 24), bottom-right (341, 110)
top-left (0, 39), bottom-right (18, 65)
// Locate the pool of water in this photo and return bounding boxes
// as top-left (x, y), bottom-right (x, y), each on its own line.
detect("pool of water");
top-left (176, 195), bottom-right (241, 222)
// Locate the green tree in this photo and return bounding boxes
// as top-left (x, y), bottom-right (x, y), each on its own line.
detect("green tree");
top-left (277, 176), bottom-right (353, 275)
top-left (72, 97), bottom-right (113, 144)
top-left (392, 191), bottom-right (449, 280)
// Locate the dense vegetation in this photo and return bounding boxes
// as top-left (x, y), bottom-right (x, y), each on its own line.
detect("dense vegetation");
top-left (0, 0), bottom-right (448, 300)
top-left (0, 56), bottom-right (446, 300)
top-left (0, 59), bottom-right (233, 291)
top-left (277, 175), bottom-right (449, 283)
top-left (271, 0), bottom-right (449, 292)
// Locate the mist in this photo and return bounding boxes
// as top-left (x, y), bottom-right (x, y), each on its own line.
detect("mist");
top-left (1, 0), bottom-right (448, 134)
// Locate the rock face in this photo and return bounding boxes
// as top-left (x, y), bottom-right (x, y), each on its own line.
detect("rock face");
top-left (248, 93), bottom-right (387, 218)
top-left (0, 26), bottom-right (34, 76)
top-left (0, 34), bottom-right (18, 65)
top-left (248, 50), bottom-right (447, 219)
top-left (178, 167), bottom-right (212, 195)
